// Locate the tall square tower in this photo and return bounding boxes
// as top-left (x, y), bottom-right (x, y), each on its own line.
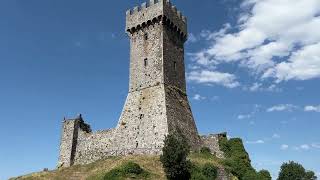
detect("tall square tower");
top-left (58, 0), bottom-right (217, 168)
top-left (117, 0), bottom-right (200, 150)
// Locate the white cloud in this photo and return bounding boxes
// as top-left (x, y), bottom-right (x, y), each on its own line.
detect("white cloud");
top-left (267, 104), bottom-right (298, 112)
top-left (304, 105), bottom-right (320, 112)
top-left (237, 114), bottom-right (251, 120)
top-left (249, 83), bottom-right (262, 92)
top-left (190, 0), bottom-right (320, 83)
top-left (280, 144), bottom-right (289, 150)
top-left (311, 143), bottom-right (320, 149)
top-left (294, 144), bottom-right (311, 151)
top-left (245, 83), bottom-right (282, 92)
top-left (188, 33), bottom-right (198, 43)
top-left (272, 134), bottom-right (280, 139)
top-left (187, 70), bottom-right (240, 88)
top-left (193, 94), bottom-right (206, 101)
top-left (246, 140), bottom-right (265, 144)
top-left (300, 144), bottom-right (311, 150)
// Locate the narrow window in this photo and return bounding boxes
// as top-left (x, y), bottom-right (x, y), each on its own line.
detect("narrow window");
top-left (174, 61), bottom-right (177, 71)
top-left (144, 33), bottom-right (148, 40)
top-left (144, 58), bottom-right (148, 67)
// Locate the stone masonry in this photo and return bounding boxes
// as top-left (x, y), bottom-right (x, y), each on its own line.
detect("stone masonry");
top-left (58, 0), bottom-right (226, 168)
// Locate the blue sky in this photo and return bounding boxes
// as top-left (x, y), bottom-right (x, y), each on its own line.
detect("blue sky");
top-left (0, 0), bottom-right (319, 179)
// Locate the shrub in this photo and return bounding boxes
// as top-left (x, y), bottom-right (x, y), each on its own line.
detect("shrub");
top-left (190, 165), bottom-right (207, 180)
top-left (219, 138), bottom-right (261, 180)
top-left (160, 132), bottom-right (191, 180)
top-left (200, 147), bottom-right (211, 155)
top-left (201, 163), bottom-right (218, 180)
top-left (103, 161), bottom-right (148, 180)
top-left (258, 170), bottom-right (272, 180)
top-left (242, 169), bottom-right (259, 180)
top-left (122, 161), bottom-right (143, 174)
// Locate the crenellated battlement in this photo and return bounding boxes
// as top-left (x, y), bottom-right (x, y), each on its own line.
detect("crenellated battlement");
top-left (126, 0), bottom-right (187, 40)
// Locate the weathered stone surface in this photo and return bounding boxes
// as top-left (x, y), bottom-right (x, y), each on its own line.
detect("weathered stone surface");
top-left (201, 133), bottom-right (226, 159)
top-left (58, 2), bottom-right (227, 177)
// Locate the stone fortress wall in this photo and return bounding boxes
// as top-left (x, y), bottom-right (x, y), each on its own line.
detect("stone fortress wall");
top-left (58, 0), bottom-right (227, 168)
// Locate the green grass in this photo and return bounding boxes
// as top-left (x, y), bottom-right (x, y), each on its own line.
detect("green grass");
top-left (11, 152), bottom-right (233, 180)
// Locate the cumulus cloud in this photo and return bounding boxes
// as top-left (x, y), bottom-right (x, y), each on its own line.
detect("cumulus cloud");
top-left (267, 104), bottom-right (298, 112)
top-left (304, 105), bottom-right (320, 112)
top-left (280, 144), bottom-right (289, 150)
top-left (187, 70), bottom-right (240, 88)
top-left (246, 140), bottom-right (265, 144)
top-left (189, 0), bottom-right (320, 84)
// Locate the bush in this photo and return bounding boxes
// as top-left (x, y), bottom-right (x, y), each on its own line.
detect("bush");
top-left (201, 163), bottom-right (218, 180)
top-left (122, 161), bottom-right (143, 174)
top-left (220, 138), bottom-right (262, 180)
top-left (190, 165), bottom-right (207, 180)
top-left (190, 163), bottom-right (218, 180)
top-left (200, 147), bottom-right (211, 155)
top-left (103, 161), bottom-right (148, 180)
top-left (160, 132), bottom-right (191, 180)
top-left (258, 170), bottom-right (272, 180)
top-left (277, 161), bottom-right (317, 180)
top-left (242, 169), bottom-right (259, 180)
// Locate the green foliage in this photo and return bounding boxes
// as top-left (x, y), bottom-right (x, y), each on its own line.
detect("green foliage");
top-left (305, 171), bottom-right (317, 180)
top-left (257, 170), bottom-right (272, 180)
top-left (122, 161), bottom-right (143, 174)
top-left (190, 165), bottom-right (207, 180)
top-left (201, 163), bottom-right (218, 180)
top-left (219, 137), bottom-right (266, 180)
top-left (190, 163), bottom-right (218, 180)
top-left (277, 161), bottom-right (317, 180)
top-left (242, 169), bottom-right (259, 180)
top-left (160, 133), bottom-right (191, 180)
top-left (103, 161), bottom-right (149, 180)
top-left (200, 147), bottom-right (211, 155)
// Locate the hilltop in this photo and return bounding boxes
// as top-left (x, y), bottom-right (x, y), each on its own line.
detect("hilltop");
top-left (10, 153), bottom-right (234, 180)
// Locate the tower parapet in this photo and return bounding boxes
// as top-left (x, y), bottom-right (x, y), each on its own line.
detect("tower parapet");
top-left (126, 0), bottom-right (187, 41)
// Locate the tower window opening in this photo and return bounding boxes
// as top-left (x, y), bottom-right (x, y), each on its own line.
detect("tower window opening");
top-left (174, 61), bottom-right (177, 71)
top-left (144, 58), bottom-right (148, 67)
top-left (144, 33), bottom-right (148, 40)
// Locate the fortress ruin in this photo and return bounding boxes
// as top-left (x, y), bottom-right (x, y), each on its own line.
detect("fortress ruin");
top-left (58, 0), bottom-right (226, 168)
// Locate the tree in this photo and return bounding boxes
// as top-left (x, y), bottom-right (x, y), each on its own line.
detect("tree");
top-left (160, 132), bottom-right (191, 180)
top-left (277, 161), bottom-right (308, 180)
top-left (258, 170), bottom-right (272, 180)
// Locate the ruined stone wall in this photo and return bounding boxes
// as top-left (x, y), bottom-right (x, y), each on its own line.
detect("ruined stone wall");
top-left (201, 133), bottom-right (226, 159)
top-left (58, 0), bottom-right (225, 168)
top-left (58, 120), bottom-right (77, 167)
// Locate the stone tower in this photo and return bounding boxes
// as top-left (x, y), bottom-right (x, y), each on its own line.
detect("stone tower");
top-left (116, 0), bottom-right (200, 151)
top-left (58, 0), bottom-right (229, 168)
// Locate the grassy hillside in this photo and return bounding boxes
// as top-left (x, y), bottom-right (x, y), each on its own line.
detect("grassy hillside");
top-left (12, 137), bottom-right (267, 180)
top-left (11, 153), bottom-right (230, 180)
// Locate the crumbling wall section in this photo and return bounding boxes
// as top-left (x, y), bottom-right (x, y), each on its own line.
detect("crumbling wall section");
top-left (201, 133), bottom-right (226, 159)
